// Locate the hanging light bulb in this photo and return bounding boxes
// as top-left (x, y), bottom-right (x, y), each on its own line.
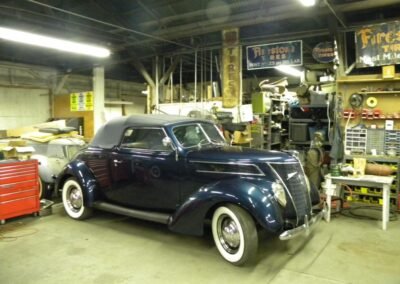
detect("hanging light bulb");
top-left (299, 0), bottom-right (316, 7)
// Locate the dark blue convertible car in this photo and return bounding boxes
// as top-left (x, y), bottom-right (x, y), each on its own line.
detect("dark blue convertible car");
top-left (57, 114), bottom-right (323, 265)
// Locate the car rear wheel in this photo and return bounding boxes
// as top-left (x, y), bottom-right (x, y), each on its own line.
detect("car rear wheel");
top-left (38, 179), bottom-right (53, 200)
top-left (211, 204), bottom-right (258, 266)
top-left (62, 178), bottom-right (92, 220)
top-left (38, 178), bottom-right (43, 199)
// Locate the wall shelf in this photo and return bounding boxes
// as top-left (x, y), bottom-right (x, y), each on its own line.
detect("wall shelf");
top-left (360, 91), bottom-right (400, 95)
top-left (251, 100), bottom-right (288, 150)
top-left (290, 118), bottom-right (330, 123)
top-left (343, 155), bottom-right (400, 210)
top-left (337, 78), bottom-right (400, 83)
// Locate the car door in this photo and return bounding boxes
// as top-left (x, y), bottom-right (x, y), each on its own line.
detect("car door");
top-left (106, 127), bottom-right (182, 211)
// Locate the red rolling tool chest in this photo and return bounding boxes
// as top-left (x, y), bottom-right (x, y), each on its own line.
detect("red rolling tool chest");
top-left (0, 159), bottom-right (40, 224)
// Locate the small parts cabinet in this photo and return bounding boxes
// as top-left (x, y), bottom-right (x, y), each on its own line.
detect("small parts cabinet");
top-left (0, 159), bottom-right (40, 224)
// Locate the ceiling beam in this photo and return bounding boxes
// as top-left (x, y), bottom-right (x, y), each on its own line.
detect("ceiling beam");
top-left (27, 0), bottom-right (193, 49)
top-left (138, 0), bottom-right (282, 30)
top-left (130, 57), bottom-right (155, 88)
top-left (122, 4), bottom-right (322, 48)
top-left (159, 56), bottom-right (180, 85)
top-left (120, 0), bottom-right (400, 49)
top-left (137, 0), bottom-right (159, 21)
top-left (323, 0), bottom-right (347, 28)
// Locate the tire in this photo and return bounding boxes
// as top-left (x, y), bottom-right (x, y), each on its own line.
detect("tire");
top-left (62, 178), bottom-right (92, 220)
top-left (211, 204), bottom-right (258, 266)
top-left (310, 182), bottom-right (321, 206)
top-left (38, 179), bottom-right (53, 200)
top-left (38, 178), bottom-right (43, 199)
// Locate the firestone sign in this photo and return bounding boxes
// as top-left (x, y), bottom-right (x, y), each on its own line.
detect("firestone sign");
top-left (222, 28), bottom-right (241, 108)
top-left (246, 40), bottom-right (302, 70)
top-left (356, 21), bottom-right (400, 67)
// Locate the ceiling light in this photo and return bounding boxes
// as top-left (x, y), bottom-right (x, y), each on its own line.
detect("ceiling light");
top-left (275, 66), bottom-right (303, 77)
top-left (298, 0), bottom-right (316, 7)
top-left (0, 27), bottom-right (110, 58)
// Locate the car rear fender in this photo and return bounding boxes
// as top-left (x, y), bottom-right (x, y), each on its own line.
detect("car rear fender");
top-left (168, 177), bottom-right (284, 236)
top-left (56, 160), bottom-right (98, 206)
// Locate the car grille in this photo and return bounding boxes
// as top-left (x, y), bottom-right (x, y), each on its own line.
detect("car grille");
top-left (268, 162), bottom-right (312, 225)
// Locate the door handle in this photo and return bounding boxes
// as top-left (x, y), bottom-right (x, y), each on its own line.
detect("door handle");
top-left (113, 159), bottom-right (123, 164)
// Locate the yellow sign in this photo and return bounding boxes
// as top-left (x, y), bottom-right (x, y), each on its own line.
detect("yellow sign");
top-left (222, 28), bottom-right (241, 108)
top-left (70, 91), bottom-right (94, 111)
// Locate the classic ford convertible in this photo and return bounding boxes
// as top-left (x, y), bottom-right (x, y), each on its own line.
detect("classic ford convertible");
top-left (57, 114), bottom-right (323, 265)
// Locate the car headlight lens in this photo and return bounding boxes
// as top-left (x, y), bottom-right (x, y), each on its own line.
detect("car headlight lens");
top-left (272, 181), bottom-right (287, 207)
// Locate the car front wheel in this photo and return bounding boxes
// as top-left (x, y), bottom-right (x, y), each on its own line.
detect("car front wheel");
top-left (211, 204), bottom-right (258, 266)
top-left (62, 178), bottom-right (92, 220)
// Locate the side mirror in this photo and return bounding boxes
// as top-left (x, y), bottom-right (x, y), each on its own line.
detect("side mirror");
top-left (162, 137), bottom-right (172, 148)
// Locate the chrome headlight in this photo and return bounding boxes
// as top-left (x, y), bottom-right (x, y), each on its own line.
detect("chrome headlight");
top-left (272, 181), bottom-right (287, 207)
top-left (304, 175), bottom-right (311, 192)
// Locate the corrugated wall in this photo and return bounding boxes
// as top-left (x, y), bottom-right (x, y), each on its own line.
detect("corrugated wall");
top-left (0, 87), bottom-right (50, 129)
top-left (0, 61), bottom-right (148, 132)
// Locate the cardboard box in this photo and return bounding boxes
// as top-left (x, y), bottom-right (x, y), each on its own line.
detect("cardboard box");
top-left (8, 139), bottom-right (27, 147)
top-left (382, 65), bottom-right (395, 79)
top-left (233, 125), bottom-right (253, 144)
top-left (0, 130), bottom-right (7, 139)
top-left (1, 140), bottom-right (34, 160)
top-left (3, 146), bottom-right (35, 160)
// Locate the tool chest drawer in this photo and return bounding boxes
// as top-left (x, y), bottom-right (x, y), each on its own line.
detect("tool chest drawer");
top-left (0, 160), bottom-right (40, 224)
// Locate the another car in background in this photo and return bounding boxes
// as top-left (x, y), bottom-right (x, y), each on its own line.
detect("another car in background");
top-left (30, 137), bottom-right (86, 198)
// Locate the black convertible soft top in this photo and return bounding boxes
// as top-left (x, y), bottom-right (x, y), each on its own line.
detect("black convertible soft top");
top-left (90, 114), bottom-right (206, 149)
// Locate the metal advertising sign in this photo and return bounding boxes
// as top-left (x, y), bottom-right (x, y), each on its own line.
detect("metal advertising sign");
top-left (312, 42), bottom-right (335, 63)
top-left (356, 22), bottom-right (400, 67)
top-left (246, 40), bottom-right (302, 70)
top-left (70, 91), bottom-right (94, 111)
top-left (222, 28), bottom-right (241, 108)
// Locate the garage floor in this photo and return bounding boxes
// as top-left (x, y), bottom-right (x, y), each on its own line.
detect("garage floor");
top-left (1, 203), bottom-right (399, 284)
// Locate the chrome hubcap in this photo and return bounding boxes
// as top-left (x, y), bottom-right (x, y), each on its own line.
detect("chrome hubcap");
top-left (218, 215), bottom-right (240, 253)
top-left (68, 187), bottom-right (82, 211)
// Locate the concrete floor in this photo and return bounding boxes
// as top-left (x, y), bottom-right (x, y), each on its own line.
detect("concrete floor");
top-left (1, 203), bottom-right (399, 284)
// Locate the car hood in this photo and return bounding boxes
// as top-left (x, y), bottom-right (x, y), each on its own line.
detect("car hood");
top-left (186, 145), bottom-right (297, 164)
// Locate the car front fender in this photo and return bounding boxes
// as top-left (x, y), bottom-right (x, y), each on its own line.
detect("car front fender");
top-left (31, 154), bottom-right (54, 183)
top-left (55, 160), bottom-right (98, 206)
top-left (168, 177), bottom-right (284, 236)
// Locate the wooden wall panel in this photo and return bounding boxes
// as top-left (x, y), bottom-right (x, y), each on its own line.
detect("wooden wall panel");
top-left (54, 94), bottom-right (94, 140)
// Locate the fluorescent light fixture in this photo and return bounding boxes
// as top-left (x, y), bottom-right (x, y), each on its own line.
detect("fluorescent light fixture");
top-left (299, 0), bottom-right (316, 7)
top-left (275, 66), bottom-right (303, 77)
top-left (0, 27), bottom-right (110, 58)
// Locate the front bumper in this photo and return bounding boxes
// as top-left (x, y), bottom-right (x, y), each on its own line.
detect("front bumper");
top-left (279, 208), bottom-right (325, 241)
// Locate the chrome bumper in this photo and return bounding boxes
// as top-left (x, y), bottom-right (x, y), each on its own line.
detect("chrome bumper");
top-left (279, 208), bottom-right (325, 241)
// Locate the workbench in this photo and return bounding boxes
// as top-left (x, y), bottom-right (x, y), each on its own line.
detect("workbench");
top-left (324, 174), bottom-right (394, 230)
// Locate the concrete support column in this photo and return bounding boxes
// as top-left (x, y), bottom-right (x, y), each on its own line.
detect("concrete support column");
top-left (93, 66), bottom-right (105, 132)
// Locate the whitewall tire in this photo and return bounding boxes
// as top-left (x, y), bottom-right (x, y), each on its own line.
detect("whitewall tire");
top-left (62, 178), bottom-right (92, 220)
top-left (211, 204), bottom-right (258, 266)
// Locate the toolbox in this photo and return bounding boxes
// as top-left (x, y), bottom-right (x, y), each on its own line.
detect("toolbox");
top-left (0, 159), bottom-right (40, 224)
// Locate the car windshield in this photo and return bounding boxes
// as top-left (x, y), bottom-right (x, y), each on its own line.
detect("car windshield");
top-left (64, 145), bottom-right (85, 160)
top-left (173, 122), bottom-right (226, 148)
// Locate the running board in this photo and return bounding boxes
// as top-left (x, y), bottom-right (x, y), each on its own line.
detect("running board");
top-left (92, 202), bottom-right (170, 224)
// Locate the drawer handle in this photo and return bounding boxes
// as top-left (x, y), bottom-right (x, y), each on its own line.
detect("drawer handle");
top-left (0, 184), bottom-right (14, 189)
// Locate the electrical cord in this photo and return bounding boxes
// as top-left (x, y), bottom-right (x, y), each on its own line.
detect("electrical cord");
top-left (0, 221), bottom-right (39, 242)
top-left (331, 183), bottom-right (398, 221)
top-left (340, 206), bottom-right (398, 221)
